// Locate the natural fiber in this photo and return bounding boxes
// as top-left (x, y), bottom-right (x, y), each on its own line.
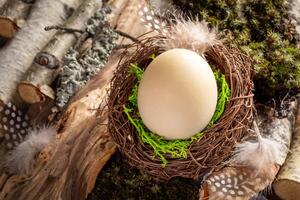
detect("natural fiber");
top-left (108, 36), bottom-right (254, 180)
top-left (123, 64), bottom-right (230, 167)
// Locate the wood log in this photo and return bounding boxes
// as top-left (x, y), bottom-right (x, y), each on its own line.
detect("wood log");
top-left (0, 0), bottom-right (6, 8)
top-left (273, 96), bottom-right (300, 200)
top-left (55, 0), bottom-right (147, 109)
top-left (0, 0), bottom-right (33, 39)
top-left (0, 1), bottom-right (149, 199)
top-left (0, 72), bottom-right (116, 200)
top-left (0, 0), bottom-right (83, 105)
top-left (17, 0), bottom-right (102, 104)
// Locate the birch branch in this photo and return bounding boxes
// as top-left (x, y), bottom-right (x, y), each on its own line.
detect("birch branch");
top-left (0, 0), bottom-right (34, 39)
top-left (17, 0), bottom-right (102, 104)
top-left (0, 0), bottom-right (83, 105)
top-left (0, 2), bottom-right (149, 200)
top-left (273, 96), bottom-right (300, 200)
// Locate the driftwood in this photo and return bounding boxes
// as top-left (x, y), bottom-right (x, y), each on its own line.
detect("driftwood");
top-left (17, 0), bottom-right (102, 104)
top-left (0, 0), bottom-right (33, 39)
top-left (0, 0), bottom-right (148, 199)
top-left (0, 0), bottom-right (83, 105)
top-left (0, 69), bottom-right (116, 200)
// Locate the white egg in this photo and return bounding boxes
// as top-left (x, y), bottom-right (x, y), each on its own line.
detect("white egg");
top-left (137, 48), bottom-right (218, 140)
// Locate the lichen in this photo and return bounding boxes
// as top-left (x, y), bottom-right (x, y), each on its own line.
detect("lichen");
top-left (124, 63), bottom-right (230, 166)
top-left (174, 0), bottom-right (300, 99)
top-left (56, 7), bottom-right (118, 108)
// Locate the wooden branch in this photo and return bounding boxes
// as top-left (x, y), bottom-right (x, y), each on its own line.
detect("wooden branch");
top-left (0, 0), bottom-right (6, 8)
top-left (0, 0), bottom-right (83, 105)
top-left (55, 8), bottom-right (118, 109)
top-left (0, 0), bottom-right (33, 39)
top-left (273, 96), bottom-right (300, 200)
top-left (0, 73), bottom-right (117, 200)
top-left (0, 1), bottom-right (150, 199)
top-left (106, 0), bottom-right (129, 28)
top-left (17, 0), bottom-right (102, 104)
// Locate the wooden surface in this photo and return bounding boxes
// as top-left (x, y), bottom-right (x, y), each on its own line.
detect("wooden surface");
top-left (0, 0), bottom-right (149, 199)
top-left (17, 0), bottom-right (102, 104)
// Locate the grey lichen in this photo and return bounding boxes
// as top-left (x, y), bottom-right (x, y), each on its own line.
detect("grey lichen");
top-left (56, 7), bottom-right (118, 108)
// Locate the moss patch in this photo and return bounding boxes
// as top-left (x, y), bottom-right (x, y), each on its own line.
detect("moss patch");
top-left (174, 0), bottom-right (300, 99)
top-left (124, 63), bottom-right (230, 166)
top-left (87, 152), bottom-right (199, 200)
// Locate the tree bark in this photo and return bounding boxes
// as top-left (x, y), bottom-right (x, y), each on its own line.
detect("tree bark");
top-left (273, 96), bottom-right (300, 200)
top-left (17, 0), bottom-right (102, 104)
top-left (0, 1), bottom-right (149, 199)
top-left (0, 0), bottom-right (83, 105)
top-left (0, 75), bottom-right (116, 200)
top-left (106, 0), bottom-right (130, 28)
top-left (0, 0), bottom-right (33, 39)
top-left (0, 0), bottom-right (6, 8)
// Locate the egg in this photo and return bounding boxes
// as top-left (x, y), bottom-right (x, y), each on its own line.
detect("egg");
top-left (137, 48), bottom-right (218, 140)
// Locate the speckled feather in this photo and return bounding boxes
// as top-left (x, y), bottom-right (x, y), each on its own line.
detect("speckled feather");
top-left (4, 126), bottom-right (57, 174)
top-left (138, 5), bottom-right (169, 35)
top-left (0, 102), bottom-right (31, 149)
top-left (201, 166), bottom-right (278, 200)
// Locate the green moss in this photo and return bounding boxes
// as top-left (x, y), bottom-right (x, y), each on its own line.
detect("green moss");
top-left (174, 0), bottom-right (300, 99)
top-left (87, 152), bottom-right (199, 200)
top-left (124, 63), bottom-right (230, 166)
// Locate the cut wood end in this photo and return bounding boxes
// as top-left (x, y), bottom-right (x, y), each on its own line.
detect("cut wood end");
top-left (17, 82), bottom-right (55, 104)
top-left (273, 179), bottom-right (300, 200)
top-left (0, 17), bottom-right (18, 38)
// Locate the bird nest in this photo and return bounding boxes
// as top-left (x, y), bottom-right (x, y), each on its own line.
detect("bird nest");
top-left (108, 37), bottom-right (254, 180)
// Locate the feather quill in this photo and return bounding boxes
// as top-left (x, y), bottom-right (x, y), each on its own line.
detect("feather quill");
top-left (4, 126), bottom-right (56, 174)
top-left (230, 121), bottom-right (287, 176)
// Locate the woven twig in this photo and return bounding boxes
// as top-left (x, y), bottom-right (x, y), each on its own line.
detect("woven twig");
top-left (108, 36), bottom-right (254, 180)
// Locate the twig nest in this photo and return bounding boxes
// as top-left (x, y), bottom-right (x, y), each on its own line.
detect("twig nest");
top-left (137, 48), bottom-right (218, 140)
top-left (108, 36), bottom-right (253, 180)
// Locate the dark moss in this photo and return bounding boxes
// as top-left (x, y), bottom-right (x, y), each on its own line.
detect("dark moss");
top-left (174, 0), bottom-right (300, 100)
top-left (87, 152), bottom-right (199, 200)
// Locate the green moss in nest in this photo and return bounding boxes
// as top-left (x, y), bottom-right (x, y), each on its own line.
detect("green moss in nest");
top-left (124, 63), bottom-right (230, 166)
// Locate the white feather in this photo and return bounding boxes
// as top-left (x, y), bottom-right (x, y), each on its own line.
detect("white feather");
top-left (4, 126), bottom-right (56, 174)
top-left (161, 18), bottom-right (217, 55)
top-left (230, 121), bottom-right (287, 175)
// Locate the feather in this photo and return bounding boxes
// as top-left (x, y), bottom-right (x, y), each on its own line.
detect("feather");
top-left (138, 5), bottom-right (217, 54)
top-left (230, 121), bottom-right (287, 176)
top-left (4, 126), bottom-right (56, 174)
top-left (138, 5), bottom-right (169, 35)
top-left (161, 18), bottom-right (217, 55)
top-left (0, 101), bottom-right (31, 149)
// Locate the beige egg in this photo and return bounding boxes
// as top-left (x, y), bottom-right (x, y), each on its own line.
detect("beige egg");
top-left (137, 48), bottom-right (218, 140)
